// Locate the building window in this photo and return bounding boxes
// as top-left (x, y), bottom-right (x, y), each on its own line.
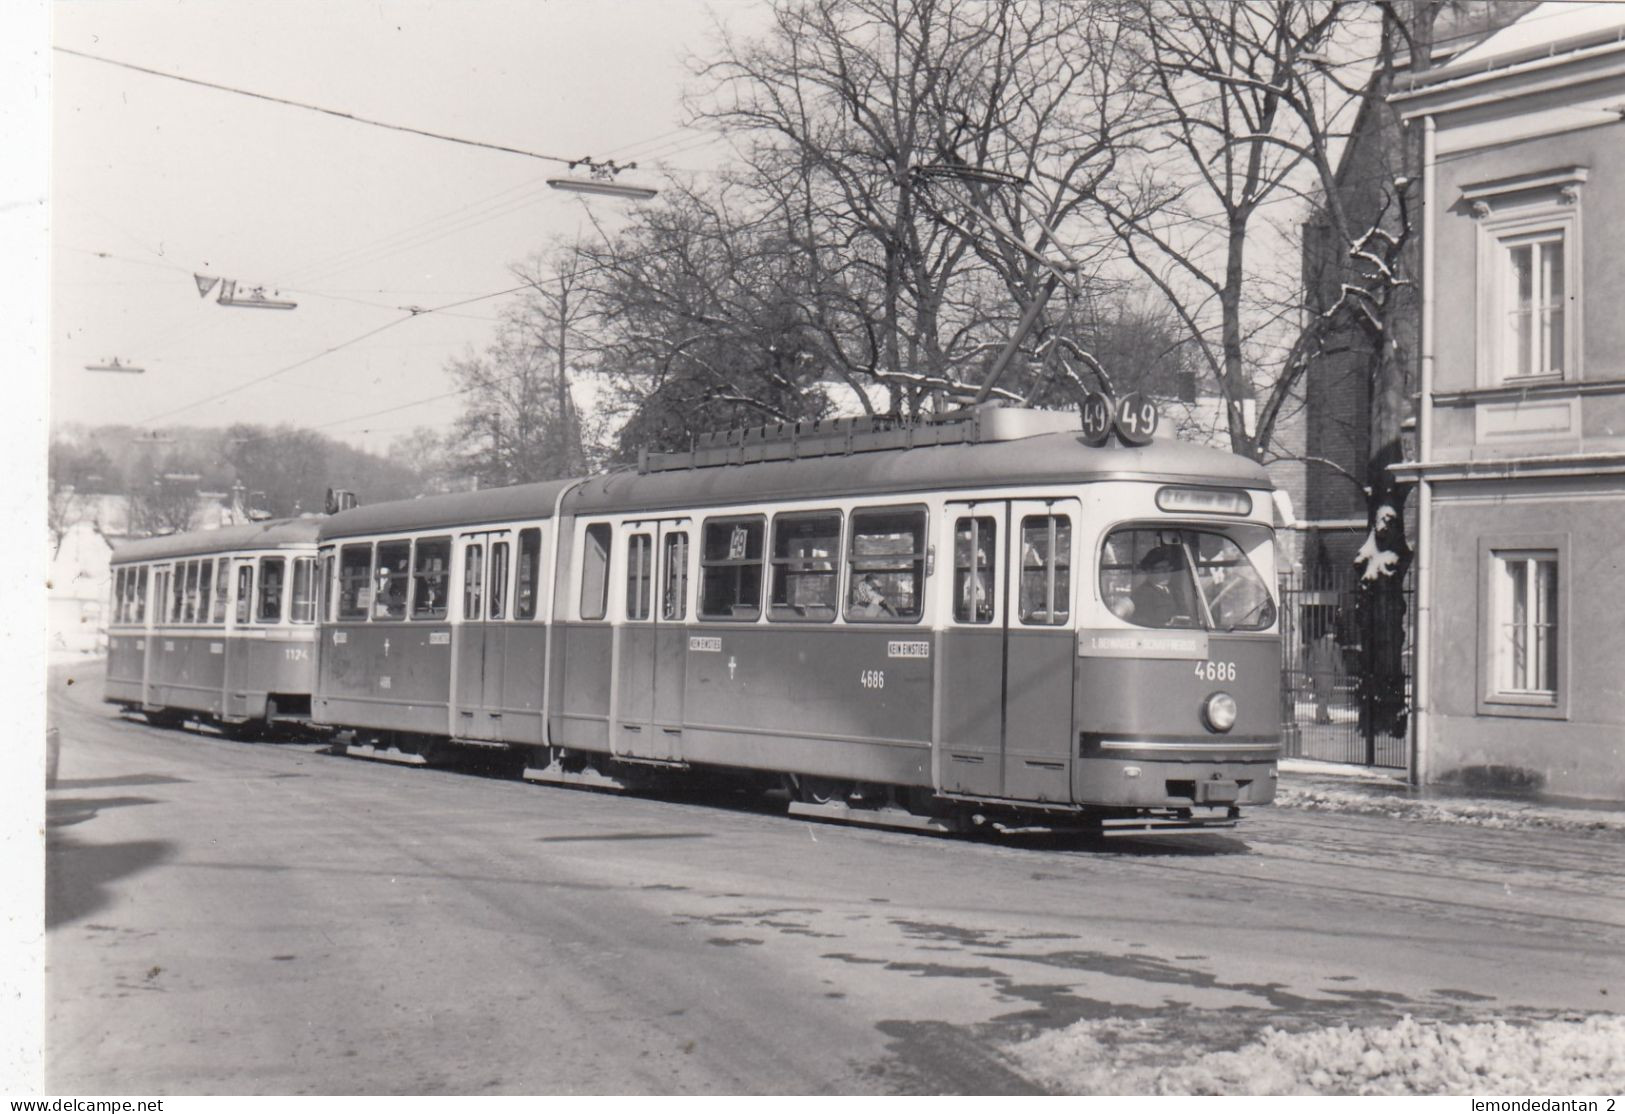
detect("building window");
top-left (1491, 551), bottom-right (1558, 699)
top-left (1468, 169), bottom-right (1583, 388)
top-left (1496, 231), bottom-right (1566, 380)
top-left (1478, 535), bottom-right (1567, 719)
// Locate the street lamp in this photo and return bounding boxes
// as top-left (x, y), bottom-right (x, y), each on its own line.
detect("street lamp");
top-left (547, 157), bottom-right (658, 201)
top-left (85, 357), bottom-right (145, 373)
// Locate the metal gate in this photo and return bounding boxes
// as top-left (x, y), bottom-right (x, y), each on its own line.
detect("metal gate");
top-left (1279, 566), bottom-right (1413, 769)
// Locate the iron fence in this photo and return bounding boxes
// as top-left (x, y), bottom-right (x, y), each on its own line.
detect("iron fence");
top-left (1279, 566), bottom-right (1413, 769)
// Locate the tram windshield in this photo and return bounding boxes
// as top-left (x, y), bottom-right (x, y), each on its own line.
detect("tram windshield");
top-left (1101, 527), bottom-right (1275, 632)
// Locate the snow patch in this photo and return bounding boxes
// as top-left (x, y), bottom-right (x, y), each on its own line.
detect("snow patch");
top-left (1273, 783), bottom-right (1625, 835)
top-left (1007, 1013), bottom-right (1625, 1095)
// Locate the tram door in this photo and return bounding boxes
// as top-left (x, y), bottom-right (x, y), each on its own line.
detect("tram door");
top-left (455, 530), bottom-right (512, 740)
top-left (614, 518), bottom-right (690, 762)
top-left (940, 498), bottom-right (1079, 803)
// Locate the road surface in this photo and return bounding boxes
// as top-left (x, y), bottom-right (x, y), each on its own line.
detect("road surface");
top-left (44, 665), bottom-right (1623, 1094)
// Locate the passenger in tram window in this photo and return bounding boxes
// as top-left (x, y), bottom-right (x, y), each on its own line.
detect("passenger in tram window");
top-left (852, 571), bottom-right (896, 618)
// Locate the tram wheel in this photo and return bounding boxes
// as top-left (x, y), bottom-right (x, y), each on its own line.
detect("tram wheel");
top-left (144, 709), bottom-right (185, 730)
top-left (795, 776), bottom-right (854, 807)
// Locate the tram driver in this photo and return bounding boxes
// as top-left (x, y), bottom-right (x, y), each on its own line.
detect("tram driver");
top-left (1111, 544), bottom-right (1192, 628)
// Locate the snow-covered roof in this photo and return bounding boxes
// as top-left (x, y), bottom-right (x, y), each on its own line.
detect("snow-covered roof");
top-left (1430, 1), bottom-right (1625, 78)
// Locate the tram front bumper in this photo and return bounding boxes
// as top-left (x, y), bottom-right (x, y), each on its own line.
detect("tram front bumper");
top-left (1073, 748), bottom-right (1278, 809)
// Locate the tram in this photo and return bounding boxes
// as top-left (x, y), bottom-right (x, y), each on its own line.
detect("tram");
top-left (105, 517), bottom-right (323, 735)
top-left (313, 406), bottom-right (1281, 832)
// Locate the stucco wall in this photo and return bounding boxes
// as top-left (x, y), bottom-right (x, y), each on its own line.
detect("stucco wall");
top-left (1433, 79), bottom-right (1625, 405)
top-left (1425, 476), bottom-right (1625, 800)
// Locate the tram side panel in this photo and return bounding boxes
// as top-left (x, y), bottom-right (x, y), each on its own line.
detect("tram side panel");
top-left (150, 631), bottom-right (227, 718)
top-left (105, 630), bottom-right (146, 706)
top-left (317, 620), bottom-right (452, 735)
top-left (226, 633), bottom-right (317, 720)
top-left (557, 621), bottom-right (613, 751)
top-left (1001, 626), bottom-right (1077, 804)
top-left (678, 625), bottom-right (933, 786)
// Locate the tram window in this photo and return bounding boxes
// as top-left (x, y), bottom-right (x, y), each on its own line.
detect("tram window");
top-left (769, 512), bottom-right (840, 621)
top-left (372, 541), bottom-right (410, 620)
top-left (411, 537), bottom-right (451, 620)
top-left (953, 516), bottom-right (997, 624)
top-left (463, 543), bottom-right (485, 620)
top-left (700, 517), bottom-right (764, 621)
top-left (319, 553), bottom-right (335, 623)
top-left (113, 569), bottom-right (126, 624)
top-left (290, 557), bottom-right (316, 623)
top-left (580, 524), bottom-right (612, 621)
top-left (170, 565), bottom-right (185, 624)
top-left (489, 542), bottom-right (510, 621)
top-left (135, 566), bottom-right (147, 624)
top-left (212, 559), bottom-right (230, 624)
top-left (1101, 527), bottom-right (1275, 632)
top-left (197, 559), bottom-right (214, 625)
top-left (258, 558), bottom-right (286, 623)
top-left (183, 561), bottom-right (201, 624)
top-left (235, 565), bottom-right (253, 624)
top-left (338, 544), bottom-right (372, 620)
top-left (662, 531), bottom-right (689, 621)
top-left (626, 534), bottom-right (652, 621)
top-left (845, 507), bottom-right (926, 623)
top-left (1018, 515), bottom-right (1072, 626)
top-left (515, 528), bottom-right (542, 621)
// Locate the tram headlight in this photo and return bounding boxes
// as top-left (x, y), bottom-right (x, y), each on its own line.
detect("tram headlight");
top-left (1202, 691), bottom-right (1238, 733)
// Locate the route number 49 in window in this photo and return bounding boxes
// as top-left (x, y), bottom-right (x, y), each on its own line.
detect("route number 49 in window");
top-left (1194, 660), bottom-right (1237, 682)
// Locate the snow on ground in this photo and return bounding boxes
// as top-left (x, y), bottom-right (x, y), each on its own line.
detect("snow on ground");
top-left (1272, 780), bottom-right (1625, 835)
top-left (1005, 1013), bottom-right (1625, 1095)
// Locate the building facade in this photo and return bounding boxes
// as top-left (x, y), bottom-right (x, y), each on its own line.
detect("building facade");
top-left (1394, 3), bottom-right (1625, 800)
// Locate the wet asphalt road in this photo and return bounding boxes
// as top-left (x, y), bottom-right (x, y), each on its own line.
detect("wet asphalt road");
top-left (45, 667), bottom-right (1623, 1094)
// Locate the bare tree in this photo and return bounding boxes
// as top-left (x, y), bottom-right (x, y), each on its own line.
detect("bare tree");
top-left (443, 248), bottom-right (597, 487)
top-left (692, 0), bottom-right (1142, 417)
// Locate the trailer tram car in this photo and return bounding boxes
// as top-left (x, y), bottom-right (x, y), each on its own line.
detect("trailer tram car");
top-left (106, 518), bottom-right (323, 735)
top-left (314, 407), bottom-right (1282, 833)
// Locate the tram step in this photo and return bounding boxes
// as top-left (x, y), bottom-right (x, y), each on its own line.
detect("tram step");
top-left (345, 743), bottom-right (429, 766)
top-left (788, 799), bottom-right (966, 834)
top-left (522, 763), bottom-right (636, 792)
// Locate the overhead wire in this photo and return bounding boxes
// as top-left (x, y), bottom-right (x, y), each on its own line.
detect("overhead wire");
top-left (54, 46), bottom-right (579, 166)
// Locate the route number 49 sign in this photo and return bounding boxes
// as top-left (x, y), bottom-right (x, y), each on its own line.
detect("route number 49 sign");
top-left (1113, 392), bottom-right (1159, 446)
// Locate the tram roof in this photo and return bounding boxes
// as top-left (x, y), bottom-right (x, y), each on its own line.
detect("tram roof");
top-left (111, 516), bottom-right (324, 563)
top-left (570, 430), bottom-right (1272, 516)
top-left (317, 432), bottom-right (1269, 541)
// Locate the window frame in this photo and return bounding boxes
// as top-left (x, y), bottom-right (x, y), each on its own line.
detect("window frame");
top-left (625, 531), bottom-right (654, 622)
top-left (768, 510), bottom-right (843, 623)
top-left (257, 556), bottom-right (287, 624)
top-left (515, 527), bottom-right (543, 621)
top-left (952, 514), bottom-right (999, 625)
top-left (699, 515), bottom-right (767, 622)
top-left (1478, 534), bottom-right (1569, 720)
top-left (1474, 195), bottom-right (1581, 389)
top-left (843, 504), bottom-right (929, 625)
top-left (579, 522), bottom-right (613, 622)
top-left (1017, 512), bottom-right (1073, 627)
top-left (661, 530), bottom-right (690, 622)
top-left (337, 543), bottom-right (373, 621)
top-left (411, 536), bottom-right (452, 621)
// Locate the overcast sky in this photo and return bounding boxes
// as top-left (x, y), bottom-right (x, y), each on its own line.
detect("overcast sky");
top-left (49, 0), bottom-right (765, 453)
